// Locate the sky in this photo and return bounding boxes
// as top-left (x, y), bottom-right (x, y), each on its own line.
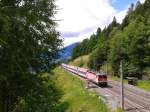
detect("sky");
top-left (55, 0), bottom-right (145, 47)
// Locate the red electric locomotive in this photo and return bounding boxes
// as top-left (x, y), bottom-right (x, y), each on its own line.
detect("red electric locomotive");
top-left (86, 71), bottom-right (107, 86)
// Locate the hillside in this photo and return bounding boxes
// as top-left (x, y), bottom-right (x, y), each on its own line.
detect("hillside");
top-left (69, 55), bottom-right (89, 68)
top-left (71, 0), bottom-right (150, 79)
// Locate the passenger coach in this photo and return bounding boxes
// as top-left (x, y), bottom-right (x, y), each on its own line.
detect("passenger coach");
top-left (61, 63), bottom-right (107, 87)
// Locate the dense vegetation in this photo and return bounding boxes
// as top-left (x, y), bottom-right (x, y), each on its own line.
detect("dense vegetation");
top-left (72, 28), bottom-right (101, 59)
top-left (72, 0), bottom-right (150, 79)
top-left (0, 0), bottom-right (62, 112)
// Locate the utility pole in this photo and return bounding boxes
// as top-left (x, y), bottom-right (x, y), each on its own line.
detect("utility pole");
top-left (120, 60), bottom-right (124, 110)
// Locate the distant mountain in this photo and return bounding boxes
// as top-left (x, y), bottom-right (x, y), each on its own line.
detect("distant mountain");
top-left (59, 42), bottom-right (79, 61)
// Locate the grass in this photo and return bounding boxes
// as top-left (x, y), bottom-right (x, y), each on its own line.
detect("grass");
top-left (53, 67), bottom-right (108, 112)
top-left (108, 75), bottom-right (128, 83)
top-left (137, 80), bottom-right (150, 91)
top-left (69, 55), bottom-right (89, 68)
top-left (108, 76), bottom-right (120, 82)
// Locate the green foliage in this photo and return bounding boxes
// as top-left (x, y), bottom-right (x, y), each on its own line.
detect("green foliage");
top-left (137, 80), bottom-right (150, 91)
top-left (72, 28), bottom-right (101, 59)
top-left (73, 0), bottom-right (150, 79)
top-left (88, 43), bottom-right (108, 71)
top-left (88, 18), bottom-right (119, 71)
top-left (109, 13), bottom-right (150, 78)
top-left (0, 0), bottom-right (62, 111)
top-left (13, 74), bottom-right (61, 112)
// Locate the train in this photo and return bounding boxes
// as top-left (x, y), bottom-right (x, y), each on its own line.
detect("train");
top-left (61, 63), bottom-right (107, 87)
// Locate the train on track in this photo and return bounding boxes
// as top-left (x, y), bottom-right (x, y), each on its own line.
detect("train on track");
top-left (61, 63), bottom-right (107, 87)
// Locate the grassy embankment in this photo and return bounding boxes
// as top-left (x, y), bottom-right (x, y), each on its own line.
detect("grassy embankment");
top-left (136, 80), bottom-right (150, 91)
top-left (53, 67), bottom-right (108, 112)
top-left (69, 55), bottom-right (89, 68)
top-left (69, 55), bottom-right (150, 92)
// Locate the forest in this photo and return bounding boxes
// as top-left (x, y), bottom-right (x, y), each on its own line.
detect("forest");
top-left (72, 0), bottom-right (150, 79)
top-left (0, 0), bottom-right (62, 112)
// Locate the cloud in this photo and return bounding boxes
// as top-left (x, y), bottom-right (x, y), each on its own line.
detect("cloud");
top-left (56, 0), bottom-right (116, 32)
top-left (63, 31), bottom-right (94, 47)
top-left (61, 25), bottom-right (97, 38)
top-left (56, 0), bottom-right (143, 46)
top-left (140, 0), bottom-right (145, 3)
top-left (115, 8), bottom-right (127, 23)
top-left (61, 32), bottom-right (80, 38)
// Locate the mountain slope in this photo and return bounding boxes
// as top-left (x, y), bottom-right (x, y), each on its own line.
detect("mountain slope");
top-left (59, 42), bottom-right (79, 61)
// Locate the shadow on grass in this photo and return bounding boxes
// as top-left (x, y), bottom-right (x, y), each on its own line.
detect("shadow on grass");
top-left (57, 101), bottom-right (70, 112)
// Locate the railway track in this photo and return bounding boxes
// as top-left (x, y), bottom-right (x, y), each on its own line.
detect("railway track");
top-left (90, 80), bottom-right (150, 112)
top-left (106, 81), bottom-right (150, 112)
top-left (62, 67), bottom-right (150, 112)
